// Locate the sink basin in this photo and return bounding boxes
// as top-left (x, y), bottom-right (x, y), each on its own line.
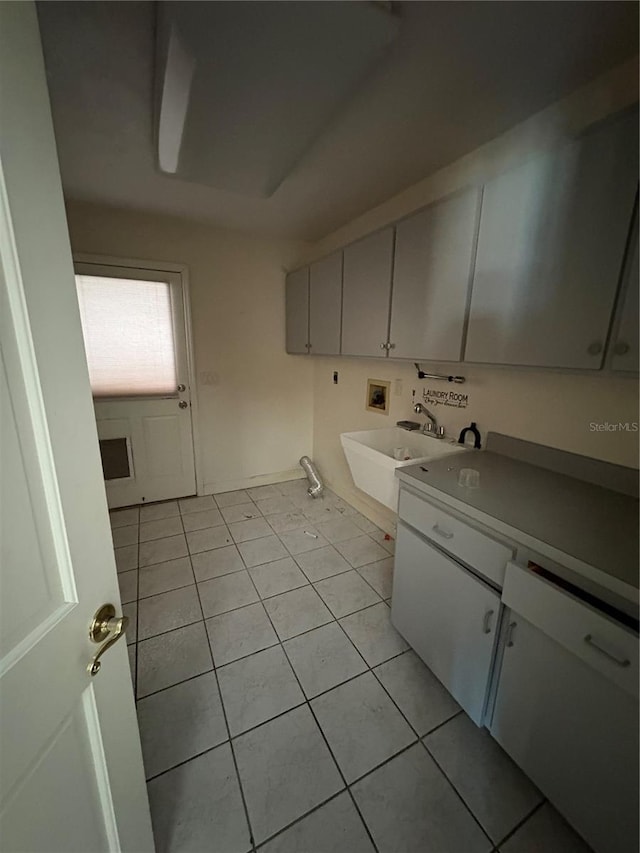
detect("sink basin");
top-left (340, 427), bottom-right (466, 510)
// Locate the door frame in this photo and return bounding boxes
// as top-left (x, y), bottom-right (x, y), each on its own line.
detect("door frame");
top-left (73, 252), bottom-right (204, 498)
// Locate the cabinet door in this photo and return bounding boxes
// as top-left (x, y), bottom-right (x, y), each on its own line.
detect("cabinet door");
top-left (465, 108), bottom-right (638, 369)
top-left (389, 188), bottom-right (480, 361)
top-left (341, 228), bottom-right (393, 357)
top-left (285, 267), bottom-right (309, 354)
top-left (610, 209), bottom-right (638, 373)
top-left (490, 616), bottom-right (639, 853)
top-left (309, 251), bottom-right (342, 355)
top-left (391, 522), bottom-right (500, 724)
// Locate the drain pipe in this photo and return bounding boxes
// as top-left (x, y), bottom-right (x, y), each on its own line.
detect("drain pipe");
top-left (299, 456), bottom-right (324, 498)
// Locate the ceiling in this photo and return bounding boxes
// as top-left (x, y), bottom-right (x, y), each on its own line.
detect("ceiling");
top-left (37, 1), bottom-right (639, 242)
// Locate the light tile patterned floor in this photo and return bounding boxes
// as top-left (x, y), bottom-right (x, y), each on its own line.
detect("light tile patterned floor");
top-left (112, 480), bottom-right (593, 853)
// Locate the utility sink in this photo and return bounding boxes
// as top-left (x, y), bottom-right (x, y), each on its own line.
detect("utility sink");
top-left (340, 427), bottom-right (466, 510)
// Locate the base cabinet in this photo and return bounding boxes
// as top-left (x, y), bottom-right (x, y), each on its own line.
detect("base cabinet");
top-left (490, 615), bottom-right (639, 853)
top-left (391, 521), bottom-right (500, 725)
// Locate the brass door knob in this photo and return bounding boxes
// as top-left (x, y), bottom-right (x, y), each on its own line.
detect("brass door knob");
top-left (88, 604), bottom-right (129, 676)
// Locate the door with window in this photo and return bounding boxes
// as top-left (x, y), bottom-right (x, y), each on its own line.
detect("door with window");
top-left (74, 261), bottom-right (197, 508)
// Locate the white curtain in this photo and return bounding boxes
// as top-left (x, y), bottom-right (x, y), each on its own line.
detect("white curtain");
top-left (75, 275), bottom-right (178, 398)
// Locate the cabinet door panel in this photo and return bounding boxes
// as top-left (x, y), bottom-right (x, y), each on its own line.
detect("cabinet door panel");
top-left (390, 188), bottom-right (480, 361)
top-left (491, 616), bottom-right (638, 853)
top-left (285, 267), bottom-right (309, 354)
top-left (610, 211), bottom-right (638, 373)
top-left (341, 228), bottom-right (393, 357)
top-left (309, 251), bottom-right (342, 355)
top-left (465, 108), bottom-right (638, 369)
top-left (391, 522), bottom-right (500, 724)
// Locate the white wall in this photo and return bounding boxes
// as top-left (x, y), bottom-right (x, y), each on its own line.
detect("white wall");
top-left (301, 58), bottom-right (639, 530)
top-left (65, 201), bottom-right (313, 494)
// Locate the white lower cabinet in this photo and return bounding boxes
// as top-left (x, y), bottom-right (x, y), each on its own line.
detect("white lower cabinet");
top-left (490, 602), bottom-right (639, 853)
top-left (391, 521), bottom-right (501, 725)
top-left (393, 491), bottom-right (638, 853)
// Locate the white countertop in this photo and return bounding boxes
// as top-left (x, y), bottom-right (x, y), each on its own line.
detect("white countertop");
top-left (397, 449), bottom-right (639, 606)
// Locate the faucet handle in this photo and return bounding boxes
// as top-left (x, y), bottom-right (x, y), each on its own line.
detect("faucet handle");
top-left (436, 425), bottom-right (445, 438)
top-left (424, 422), bottom-right (433, 433)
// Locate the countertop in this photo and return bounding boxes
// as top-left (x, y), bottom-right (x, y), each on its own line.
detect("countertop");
top-left (397, 449), bottom-right (639, 604)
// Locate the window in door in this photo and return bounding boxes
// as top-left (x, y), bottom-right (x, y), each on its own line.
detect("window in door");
top-left (75, 275), bottom-right (178, 398)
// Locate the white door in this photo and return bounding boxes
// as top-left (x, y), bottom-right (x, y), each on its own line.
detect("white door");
top-left (391, 522), bottom-right (500, 725)
top-left (74, 261), bottom-right (197, 508)
top-left (0, 4), bottom-right (153, 851)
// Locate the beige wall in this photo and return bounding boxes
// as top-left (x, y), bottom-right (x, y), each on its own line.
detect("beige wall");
top-left (66, 201), bottom-right (313, 494)
top-left (312, 357), bottom-right (639, 532)
top-left (302, 58), bottom-right (639, 530)
top-left (65, 57), bottom-right (638, 518)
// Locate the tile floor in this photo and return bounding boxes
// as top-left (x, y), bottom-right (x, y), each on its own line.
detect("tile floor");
top-left (111, 479), bottom-right (592, 853)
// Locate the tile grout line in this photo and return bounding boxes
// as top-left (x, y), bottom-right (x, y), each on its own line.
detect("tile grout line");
top-left (124, 486), bottom-right (405, 851)
top-left (120, 487), bottom-right (540, 852)
top-left (144, 740), bottom-right (231, 785)
top-left (184, 533), bottom-right (259, 853)
top-left (135, 587), bottom-right (406, 700)
top-left (234, 561), bottom-right (365, 848)
top-left (264, 609), bottom-right (381, 853)
top-left (136, 666), bottom-right (215, 702)
top-left (310, 584), bottom-right (384, 619)
top-left (234, 511), bottom-right (389, 853)
top-left (253, 789), bottom-right (350, 851)
top-left (421, 737), bottom-right (497, 848)
top-left (129, 507), bottom-right (399, 693)
top-left (217, 486), bottom-right (499, 849)
top-left (237, 710), bottom-right (487, 853)
top-left (135, 551), bottom-right (387, 607)
top-left (492, 797), bottom-right (547, 849)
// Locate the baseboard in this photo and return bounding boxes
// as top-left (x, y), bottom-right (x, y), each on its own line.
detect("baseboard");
top-left (203, 468), bottom-right (306, 496)
top-left (324, 478), bottom-right (398, 538)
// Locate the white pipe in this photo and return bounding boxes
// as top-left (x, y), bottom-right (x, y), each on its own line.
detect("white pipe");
top-left (299, 456), bottom-right (324, 498)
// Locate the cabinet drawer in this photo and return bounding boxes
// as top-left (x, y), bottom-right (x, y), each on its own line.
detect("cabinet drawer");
top-left (398, 488), bottom-right (513, 586)
top-left (503, 562), bottom-right (638, 699)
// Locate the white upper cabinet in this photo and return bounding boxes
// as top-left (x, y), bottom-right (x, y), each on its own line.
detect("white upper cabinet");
top-left (465, 108), bottom-right (639, 369)
top-left (609, 207), bottom-right (639, 373)
top-left (389, 188), bottom-right (480, 361)
top-left (285, 267), bottom-right (309, 354)
top-left (309, 251), bottom-right (342, 355)
top-left (341, 228), bottom-right (394, 357)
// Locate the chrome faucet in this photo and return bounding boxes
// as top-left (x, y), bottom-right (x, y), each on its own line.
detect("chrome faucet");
top-left (413, 403), bottom-right (444, 438)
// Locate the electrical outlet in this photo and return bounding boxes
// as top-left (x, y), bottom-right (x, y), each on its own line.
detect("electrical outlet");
top-left (200, 371), bottom-right (218, 386)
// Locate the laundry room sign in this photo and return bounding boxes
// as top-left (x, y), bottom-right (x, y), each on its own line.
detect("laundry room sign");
top-left (422, 386), bottom-right (469, 409)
